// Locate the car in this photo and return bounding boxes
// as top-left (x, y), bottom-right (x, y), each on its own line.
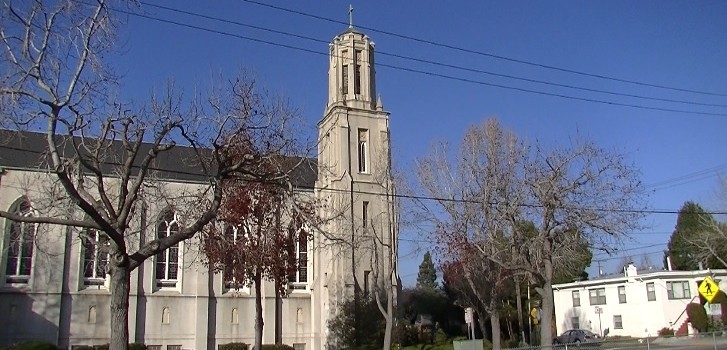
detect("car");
top-left (553, 329), bottom-right (602, 345)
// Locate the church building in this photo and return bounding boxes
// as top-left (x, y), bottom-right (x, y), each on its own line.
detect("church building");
top-left (0, 25), bottom-right (396, 350)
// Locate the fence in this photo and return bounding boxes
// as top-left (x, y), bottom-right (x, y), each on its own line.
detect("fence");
top-left (502, 330), bottom-right (727, 350)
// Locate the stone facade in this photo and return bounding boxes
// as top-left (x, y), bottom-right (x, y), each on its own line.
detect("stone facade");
top-left (0, 27), bottom-right (396, 350)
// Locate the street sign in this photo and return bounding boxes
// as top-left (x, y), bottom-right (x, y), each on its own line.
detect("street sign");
top-left (698, 276), bottom-right (720, 303)
top-left (464, 307), bottom-right (474, 324)
top-left (595, 306), bottom-right (603, 314)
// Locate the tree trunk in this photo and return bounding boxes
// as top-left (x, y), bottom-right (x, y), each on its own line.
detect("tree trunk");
top-left (109, 259), bottom-right (131, 350)
top-left (254, 271), bottom-right (264, 350)
top-left (490, 309), bottom-right (501, 350)
top-left (515, 278), bottom-right (524, 345)
top-left (477, 311), bottom-right (488, 340)
top-left (539, 254), bottom-right (555, 347)
top-left (382, 289), bottom-right (393, 350)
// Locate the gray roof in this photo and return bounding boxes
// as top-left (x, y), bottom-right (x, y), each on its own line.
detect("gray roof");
top-left (0, 129), bottom-right (317, 189)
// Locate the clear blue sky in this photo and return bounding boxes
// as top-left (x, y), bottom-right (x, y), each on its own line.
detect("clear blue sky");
top-left (114, 1), bottom-right (727, 287)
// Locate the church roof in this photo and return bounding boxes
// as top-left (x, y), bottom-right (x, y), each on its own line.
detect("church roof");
top-left (0, 129), bottom-right (317, 189)
top-left (337, 26), bottom-right (364, 37)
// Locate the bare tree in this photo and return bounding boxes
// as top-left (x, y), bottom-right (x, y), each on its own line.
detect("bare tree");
top-left (413, 119), bottom-right (645, 347)
top-left (413, 119), bottom-right (526, 349)
top-left (516, 140), bottom-right (645, 346)
top-left (0, 2), bottom-right (310, 349)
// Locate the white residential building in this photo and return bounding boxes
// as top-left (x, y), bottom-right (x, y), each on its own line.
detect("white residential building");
top-left (553, 264), bottom-right (726, 338)
top-left (0, 26), bottom-right (396, 350)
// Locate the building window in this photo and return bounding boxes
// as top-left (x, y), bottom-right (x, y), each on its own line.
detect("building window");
top-left (358, 129), bottom-right (368, 173)
top-left (82, 229), bottom-right (109, 286)
top-left (364, 270), bottom-right (371, 297)
top-left (290, 228), bottom-right (308, 286)
top-left (362, 201), bottom-right (369, 228)
top-left (4, 199), bottom-right (35, 284)
top-left (618, 285), bottom-right (626, 304)
top-left (571, 316), bottom-right (579, 329)
top-left (572, 290), bottom-right (581, 307)
top-left (223, 225), bottom-right (246, 290)
top-left (155, 211), bottom-right (181, 288)
top-left (354, 50), bottom-right (362, 95)
top-left (161, 307), bottom-right (170, 324)
top-left (613, 315), bottom-right (623, 329)
top-left (646, 282), bottom-right (656, 301)
top-left (667, 281), bottom-right (691, 300)
top-left (342, 64), bottom-right (349, 95)
top-left (231, 308), bottom-right (239, 325)
top-left (147, 346), bottom-right (161, 350)
top-left (589, 288), bottom-right (606, 305)
top-left (167, 346), bottom-right (181, 350)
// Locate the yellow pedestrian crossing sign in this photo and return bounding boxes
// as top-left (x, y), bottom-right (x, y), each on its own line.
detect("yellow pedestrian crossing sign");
top-left (698, 276), bottom-right (720, 303)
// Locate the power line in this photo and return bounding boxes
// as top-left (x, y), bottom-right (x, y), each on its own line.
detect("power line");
top-left (138, 1), bottom-right (727, 109)
top-left (4, 142), bottom-right (727, 215)
top-left (647, 162), bottom-right (727, 191)
top-left (110, 6), bottom-right (727, 117)
top-left (240, 0), bottom-right (727, 98)
top-left (593, 243), bottom-right (667, 257)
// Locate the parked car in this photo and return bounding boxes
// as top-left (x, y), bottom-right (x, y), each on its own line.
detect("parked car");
top-left (553, 329), bottom-right (602, 345)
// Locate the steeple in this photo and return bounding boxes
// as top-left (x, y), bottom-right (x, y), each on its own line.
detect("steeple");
top-left (326, 25), bottom-right (378, 111)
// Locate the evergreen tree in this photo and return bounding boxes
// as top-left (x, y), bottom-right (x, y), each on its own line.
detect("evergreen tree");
top-left (666, 201), bottom-right (717, 270)
top-left (417, 251), bottom-right (438, 291)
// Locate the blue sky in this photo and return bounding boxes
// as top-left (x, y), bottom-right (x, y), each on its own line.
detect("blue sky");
top-left (113, 1), bottom-right (727, 286)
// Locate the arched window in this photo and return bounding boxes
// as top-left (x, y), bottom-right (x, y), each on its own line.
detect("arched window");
top-left (82, 228), bottom-right (109, 286)
top-left (5, 198), bottom-right (36, 283)
top-left (88, 305), bottom-right (97, 323)
top-left (358, 129), bottom-right (368, 173)
top-left (290, 227), bottom-right (308, 287)
top-left (231, 308), bottom-right (239, 325)
top-left (223, 224), bottom-right (247, 290)
top-left (161, 307), bottom-right (170, 324)
top-left (155, 211), bottom-right (181, 288)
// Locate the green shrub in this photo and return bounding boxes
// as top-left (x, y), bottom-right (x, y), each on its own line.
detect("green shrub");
top-left (94, 345), bottom-right (108, 350)
top-left (219, 343), bottom-right (249, 350)
top-left (502, 338), bottom-right (520, 348)
top-left (434, 329), bottom-right (448, 345)
top-left (686, 303), bottom-right (709, 332)
top-left (481, 339), bottom-right (492, 350)
top-left (657, 327), bottom-right (674, 337)
top-left (128, 344), bottom-right (146, 350)
top-left (5, 342), bottom-right (59, 350)
top-left (260, 345), bottom-right (294, 350)
top-left (71, 346), bottom-right (94, 350)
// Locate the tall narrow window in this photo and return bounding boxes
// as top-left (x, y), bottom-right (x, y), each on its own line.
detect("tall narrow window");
top-left (291, 229), bottom-right (308, 285)
top-left (358, 129), bottom-right (368, 173)
top-left (613, 315), bottom-right (623, 329)
top-left (342, 64), bottom-right (349, 95)
top-left (82, 229), bottom-right (110, 286)
top-left (354, 50), bottom-right (362, 95)
top-left (364, 270), bottom-right (371, 297)
top-left (646, 282), bottom-right (656, 301)
top-left (354, 51), bottom-right (362, 96)
top-left (224, 225), bottom-right (246, 290)
top-left (362, 201), bottom-right (369, 228)
top-left (5, 199), bottom-right (35, 283)
top-left (618, 285), bottom-right (626, 303)
top-left (155, 211), bottom-right (181, 288)
top-left (572, 290), bottom-right (581, 307)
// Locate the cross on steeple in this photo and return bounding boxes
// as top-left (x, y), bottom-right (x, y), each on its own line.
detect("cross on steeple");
top-left (348, 4), bottom-right (354, 28)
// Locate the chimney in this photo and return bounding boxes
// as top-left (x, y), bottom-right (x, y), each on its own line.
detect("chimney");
top-left (625, 263), bottom-right (638, 277)
top-left (666, 256), bottom-right (673, 271)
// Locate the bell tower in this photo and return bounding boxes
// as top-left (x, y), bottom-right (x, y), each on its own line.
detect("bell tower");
top-left (313, 19), bottom-right (397, 348)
